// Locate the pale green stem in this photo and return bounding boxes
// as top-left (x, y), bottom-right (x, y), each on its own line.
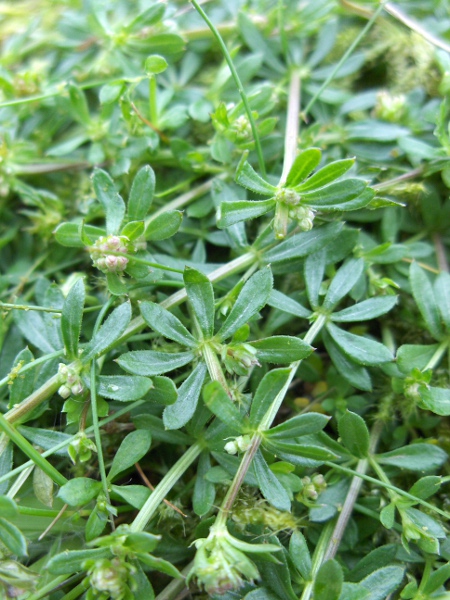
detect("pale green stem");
top-left (279, 69), bottom-right (300, 185)
top-left (154, 561), bottom-right (193, 600)
top-left (149, 75), bottom-right (158, 124)
top-left (0, 302), bottom-right (62, 313)
top-left (201, 343), bottom-right (230, 394)
top-left (0, 399), bottom-right (145, 486)
top-left (90, 360), bottom-right (111, 511)
top-left (423, 340), bottom-right (449, 371)
top-left (146, 179), bottom-right (217, 225)
top-left (190, 0), bottom-right (266, 177)
top-left (300, 522), bottom-right (335, 600)
top-left (385, 2), bottom-right (450, 53)
top-left (26, 575), bottom-right (71, 600)
top-left (130, 442), bottom-right (202, 532)
top-left (323, 420), bottom-right (383, 561)
top-left (0, 349), bottom-right (66, 391)
top-left (302, 0), bottom-right (387, 120)
top-left (6, 464), bottom-right (34, 499)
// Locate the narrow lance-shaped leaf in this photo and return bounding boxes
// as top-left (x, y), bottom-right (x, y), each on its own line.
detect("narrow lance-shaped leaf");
top-left (163, 362), bottom-right (207, 430)
top-left (313, 559), bottom-right (343, 600)
top-left (92, 169), bottom-right (126, 235)
top-left (193, 450), bottom-right (216, 517)
top-left (376, 443), bottom-right (448, 472)
top-left (323, 258), bottom-right (364, 311)
top-left (289, 531), bottom-right (312, 580)
top-left (294, 158), bottom-right (355, 192)
top-left (140, 301), bottom-right (197, 348)
top-left (250, 368), bottom-right (291, 427)
top-left (117, 350), bottom-right (195, 376)
top-left (145, 210), bottom-right (183, 241)
top-left (203, 381), bottom-right (244, 433)
top-left (409, 262), bottom-right (443, 340)
top-left (266, 413), bottom-right (330, 439)
top-left (97, 375), bottom-right (153, 402)
top-left (54, 223), bottom-right (106, 248)
top-left (184, 267), bottom-right (215, 339)
top-left (0, 518), bottom-right (28, 557)
top-left (9, 348), bottom-right (35, 408)
top-left (249, 336), bottom-right (313, 363)
top-left (304, 248), bottom-right (327, 309)
top-left (267, 290), bottom-right (312, 319)
top-left (253, 449), bottom-right (291, 512)
top-left (235, 158), bottom-right (277, 196)
top-left (323, 329), bottom-right (372, 391)
top-left (107, 430), bottom-right (152, 481)
top-left (285, 148), bottom-right (322, 187)
top-left (301, 179), bottom-right (366, 207)
top-left (121, 221), bottom-right (145, 241)
top-left (218, 267), bottom-right (273, 341)
top-left (338, 410), bottom-right (370, 458)
top-left (326, 322), bottom-right (394, 366)
top-left (82, 302), bottom-right (131, 363)
top-left (434, 271), bottom-right (450, 332)
top-left (217, 199), bottom-right (275, 229)
top-left (129, 165), bottom-right (155, 221)
top-left (61, 278), bottom-right (85, 359)
top-left (58, 478), bottom-right (102, 506)
top-left (331, 296), bottom-right (398, 322)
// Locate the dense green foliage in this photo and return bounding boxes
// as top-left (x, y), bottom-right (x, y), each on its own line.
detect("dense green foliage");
top-left (0, 1), bottom-right (450, 598)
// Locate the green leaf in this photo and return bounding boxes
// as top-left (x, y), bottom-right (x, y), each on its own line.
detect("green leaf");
top-left (163, 362), bottom-right (207, 429)
top-left (323, 330), bottom-right (372, 391)
top-left (140, 301), bottom-right (197, 348)
top-left (46, 548), bottom-right (112, 575)
top-left (129, 165), bottom-right (155, 221)
top-left (267, 290), bottom-right (312, 318)
top-left (263, 222), bottom-right (343, 263)
top-left (137, 552), bottom-right (181, 578)
top-left (409, 262), bottom-right (443, 340)
top-left (338, 410), bottom-right (370, 458)
top-left (58, 477), bottom-right (102, 506)
top-left (145, 54), bottom-right (168, 74)
top-left (108, 430), bottom-right (152, 481)
top-left (434, 271), bottom-right (450, 331)
top-left (359, 566), bottom-right (405, 600)
top-left (417, 386), bottom-right (450, 416)
top-left (396, 343), bottom-right (440, 374)
top-left (326, 322), bottom-right (394, 366)
top-left (301, 179), bottom-right (367, 208)
top-left (106, 271), bottom-right (127, 296)
top-left (423, 563), bottom-right (450, 595)
top-left (238, 12), bottom-right (284, 72)
top-left (217, 199), bottom-right (275, 228)
top-left (218, 267), bottom-right (273, 341)
top-left (203, 380), bottom-right (244, 432)
top-left (266, 413), bottom-right (330, 439)
top-left (249, 368), bottom-right (291, 427)
top-left (61, 278), bottom-right (85, 360)
top-left (254, 449), bottom-right (291, 511)
top-left (285, 148), bottom-right (322, 187)
top-left (82, 301), bottom-right (131, 363)
top-left (121, 220), bottom-right (145, 241)
top-left (148, 376), bottom-right (177, 405)
top-left (111, 484), bottom-right (150, 509)
top-left (409, 476), bottom-right (442, 500)
top-left (264, 439), bottom-right (338, 463)
top-left (0, 496), bottom-right (18, 519)
top-left (314, 559), bottom-right (343, 600)
top-left (92, 169), bottom-right (126, 235)
top-left (331, 296), bottom-right (398, 322)
top-left (33, 467), bottom-right (54, 508)
top-left (193, 451), bottom-right (215, 517)
top-left (9, 348), bottom-right (35, 409)
top-left (13, 310), bottom-right (58, 354)
top-left (97, 375), bottom-right (153, 401)
top-left (376, 443), bottom-right (448, 472)
top-left (145, 210), bottom-right (183, 241)
top-left (117, 350), bottom-right (195, 376)
top-left (54, 222), bottom-right (105, 248)
top-left (124, 4), bottom-right (165, 32)
top-left (236, 158), bottom-right (277, 196)
top-left (0, 518), bottom-right (27, 556)
top-left (304, 248), bottom-right (327, 309)
top-left (295, 158), bottom-right (355, 192)
top-left (128, 33), bottom-right (185, 56)
top-left (323, 259), bottom-right (364, 310)
top-left (184, 267), bottom-right (215, 338)
top-left (68, 83), bottom-right (90, 126)
top-left (249, 336), bottom-right (313, 363)
top-left (289, 531), bottom-right (312, 580)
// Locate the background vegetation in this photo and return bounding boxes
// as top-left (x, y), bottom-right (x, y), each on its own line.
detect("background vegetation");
top-left (0, 0), bottom-right (449, 598)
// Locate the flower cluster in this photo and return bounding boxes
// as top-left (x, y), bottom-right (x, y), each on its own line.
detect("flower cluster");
top-left (68, 432), bottom-right (97, 464)
top-left (84, 557), bottom-right (136, 600)
top-left (57, 363), bottom-right (84, 399)
top-left (224, 435), bottom-right (252, 455)
top-left (89, 235), bottom-right (131, 273)
top-left (221, 342), bottom-right (261, 376)
top-left (296, 473), bottom-right (327, 505)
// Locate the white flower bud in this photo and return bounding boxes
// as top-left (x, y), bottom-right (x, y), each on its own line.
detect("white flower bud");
top-left (224, 441), bottom-right (238, 455)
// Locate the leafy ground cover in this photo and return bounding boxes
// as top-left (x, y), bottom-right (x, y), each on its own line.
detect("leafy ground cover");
top-left (0, 0), bottom-right (450, 598)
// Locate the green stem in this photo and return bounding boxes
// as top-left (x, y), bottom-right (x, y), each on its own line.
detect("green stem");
top-left (0, 413), bottom-right (67, 487)
top-left (26, 575), bottom-right (71, 600)
top-left (0, 302), bottom-right (62, 313)
top-left (149, 75), bottom-right (158, 124)
top-left (300, 522), bottom-right (335, 600)
top-left (130, 442), bottom-right (202, 532)
top-left (201, 343), bottom-right (230, 395)
top-left (120, 253), bottom-right (184, 274)
top-left (301, 0), bottom-right (387, 120)
top-left (190, 0), bottom-right (266, 177)
top-left (0, 349), bottom-right (66, 391)
top-left (279, 69), bottom-right (300, 184)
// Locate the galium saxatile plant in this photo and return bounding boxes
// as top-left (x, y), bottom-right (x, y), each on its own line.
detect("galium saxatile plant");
top-left (0, 1), bottom-right (449, 599)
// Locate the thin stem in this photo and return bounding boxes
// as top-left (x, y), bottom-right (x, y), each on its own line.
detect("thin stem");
top-left (0, 413), bottom-right (67, 487)
top-left (201, 343), bottom-right (230, 395)
top-left (146, 178), bottom-right (218, 224)
top-left (423, 340), bottom-right (449, 371)
top-left (130, 442), bottom-right (202, 532)
top-left (0, 349), bottom-right (66, 391)
top-left (302, 1), bottom-right (387, 120)
top-left (0, 302), bottom-right (62, 313)
top-left (155, 562), bottom-right (193, 600)
top-left (190, 0), bottom-right (266, 177)
top-left (149, 75), bottom-right (158, 124)
top-left (385, 2), bottom-right (450, 53)
top-left (26, 575), bottom-right (72, 600)
top-left (323, 420), bottom-right (383, 561)
top-left (300, 522), bottom-right (335, 600)
top-left (280, 69), bottom-right (301, 184)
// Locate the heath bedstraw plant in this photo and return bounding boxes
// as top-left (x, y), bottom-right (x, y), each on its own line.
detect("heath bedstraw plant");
top-left (0, 1), bottom-right (449, 599)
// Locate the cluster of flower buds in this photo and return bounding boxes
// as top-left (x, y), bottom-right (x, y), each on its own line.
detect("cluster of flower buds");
top-left (232, 497), bottom-right (299, 532)
top-left (231, 115), bottom-right (252, 142)
top-left (221, 343), bottom-right (260, 376)
top-left (374, 90), bottom-right (406, 123)
top-left (68, 432), bottom-right (97, 464)
top-left (288, 205), bottom-right (315, 231)
top-left (275, 187), bottom-right (301, 206)
top-left (89, 235), bottom-right (130, 273)
top-left (58, 363), bottom-right (84, 399)
top-left (84, 557), bottom-right (136, 600)
top-left (296, 473), bottom-right (327, 504)
top-left (224, 434), bottom-right (252, 455)
top-left (189, 525), bottom-right (278, 595)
